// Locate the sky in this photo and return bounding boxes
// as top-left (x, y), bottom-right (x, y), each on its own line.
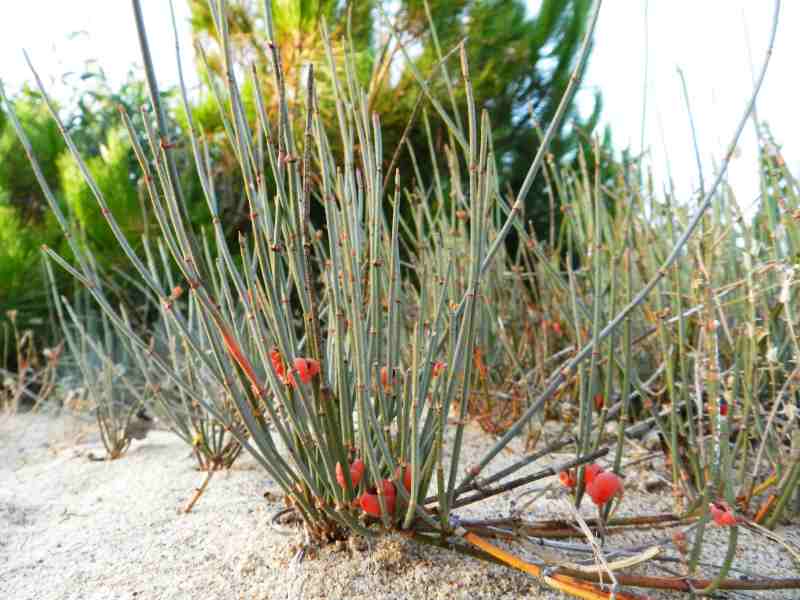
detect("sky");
top-left (1, 1), bottom-right (797, 216)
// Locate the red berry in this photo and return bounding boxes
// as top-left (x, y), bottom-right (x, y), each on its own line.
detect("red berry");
top-left (593, 393), bottom-right (604, 411)
top-left (336, 459), bottom-right (365, 489)
top-left (359, 482), bottom-right (396, 517)
top-left (709, 502), bottom-right (737, 526)
top-left (359, 493), bottom-right (382, 517)
top-left (559, 470), bottom-right (577, 488)
top-left (350, 459), bottom-right (365, 488)
top-left (586, 471), bottom-right (623, 506)
top-left (584, 463), bottom-right (604, 485)
top-left (432, 361), bottom-right (446, 378)
top-left (395, 466), bottom-right (413, 492)
top-left (294, 357), bottom-right (320, 384)
top-left (335, 462), bottom-right (346, 488)
top-left (380, 366), bottom-right (390, 389)
top-left (383, 494), bottom-right (396, 516)
top-left (381, 478), bottom-right (397, 498)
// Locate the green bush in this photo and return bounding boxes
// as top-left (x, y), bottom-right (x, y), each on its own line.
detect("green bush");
top-left (0, 95), bottom-right (66, 324)
top-left (0, 92), bottom-right (66, 223)
top-left (58, 126), bottom-right (145, 263)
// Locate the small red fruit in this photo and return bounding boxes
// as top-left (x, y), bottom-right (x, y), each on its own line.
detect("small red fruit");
top-left (336, 459), bottom-right (365, 488)
top-left (293, 357), bottom-right (320, 384)
top-left (351, 459), bottom-right (365, 487)
top-left (584, 463), bottom-right (604, 485)
top-left (395, 466), bottom-right (413, 492)
top-left (719, 399), bottom-right (729, 417)
top-left (359, 493), bottom-right (383, 517)
top-left (593, 393), bottom-right (604, 411)
top-left (359, 480), bottom-right (397, 517)
top-left (709, 502), bottom-right (737, 526)
top-left (432, 361), bottom-right (446, 378)
top-left (335, 462), bottom-right (345, 487)
top-left (381, 366), bottom-right (390, 390)
top-left (381, 478), bottom-right (397, 498)
top-left (559, 470), bottom-right (577, 488)
top-left (586, 471), bottom-right (623, 506)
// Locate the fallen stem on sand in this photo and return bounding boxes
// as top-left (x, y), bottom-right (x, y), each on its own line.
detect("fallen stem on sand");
top-left (184, 467), bottom-right (216, 514)
top-left (550, 567), bottom-right (800, 593)
top-left (461, 529), bottom-right (800, 596)
top-left (461, 530), bottom-right (641, 600)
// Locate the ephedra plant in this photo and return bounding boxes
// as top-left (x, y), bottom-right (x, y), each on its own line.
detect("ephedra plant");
top-left (47, 274), bottom-right (151, 460)
top-left (46, 236), bottom-right (244, 504)
top-left (3, 0), bottom-right (797, 597)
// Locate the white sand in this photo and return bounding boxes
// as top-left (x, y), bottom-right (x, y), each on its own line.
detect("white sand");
top-left (1, 412), bottom-right (798, 600)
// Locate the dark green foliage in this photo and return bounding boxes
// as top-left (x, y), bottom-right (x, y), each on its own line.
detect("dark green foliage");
top-left (388, 0), bottom-right (614, 234)
top-left (0, 92), bottom-right (66, 223)
top-left (58, 126), bottom-right (143, 260)
top-left (0, 72), bottom-right (156, 339)
top-left (0, 94), bottom-right (66, 324)
top-left (187, 0), bottom-right (615, 237)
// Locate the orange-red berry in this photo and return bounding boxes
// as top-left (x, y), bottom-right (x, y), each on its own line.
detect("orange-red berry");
top-left (335, 462), bottom-right (346, 488)
top-left (351, 459), bottom-right (365, 487)
top-left (584, 463), bottom-right (604, 485)
top-left (586, 471), bottom-right (623, 506)
top-left (336, 459), bottom-right (365, 489)
top-left (381, 478), bottom-right (397, 498)
top-left (381, 366), bottom-right (390, 389)
top-left (559, 470), bottom-right (577, 488)
top-left (359, 479), bottom-right (397, 517)
top-left (293, 357), bottom-right (320, 384)
top-left (709, 502), bottom-right (737, 526)
top-left (395, 466), bottom-right (413, 492)
top-left (593, 393), bottom-right (604, 411)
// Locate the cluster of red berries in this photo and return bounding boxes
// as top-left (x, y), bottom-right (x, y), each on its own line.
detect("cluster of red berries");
top-left (335, 460), bottom-right (413, 518)
top-left (559, 463), bottom-right (623, 506)
top-left (560, 465), bottom-right (738, 527)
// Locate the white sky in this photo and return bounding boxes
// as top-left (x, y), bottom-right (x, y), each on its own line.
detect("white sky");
top-left (1, 1), bottom-right (797, 215)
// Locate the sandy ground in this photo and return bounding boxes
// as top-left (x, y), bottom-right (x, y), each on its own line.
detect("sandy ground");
top-left (1, 411), bottom-right (798, 600)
